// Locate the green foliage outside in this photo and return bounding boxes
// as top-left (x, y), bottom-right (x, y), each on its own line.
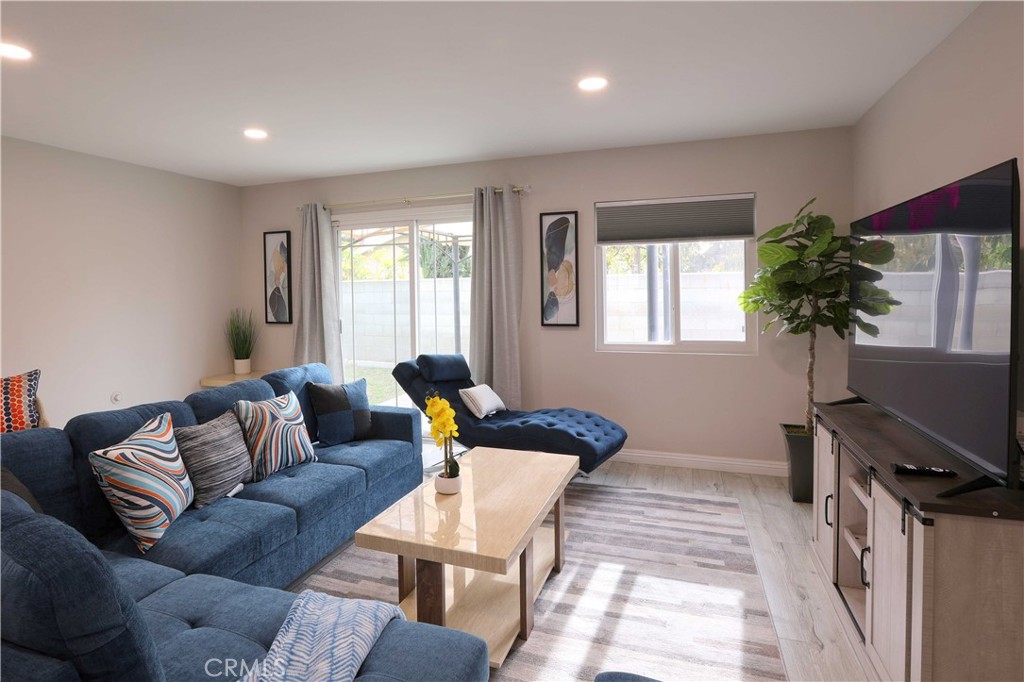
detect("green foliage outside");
top-left (419, 236), bottom-right (471, 278)
top-left (604, 244), bottom-right (652, 274)
top-left (738, 199), bottom-right (899, 434)
top-left (980, 234), bottom-right (1013, 271)
top-left (603, 241), bottom-right (743, 275)
top-left (339, 233), bottom-right (410, 282)
top-left (338, 230), bottom-right (470, 281)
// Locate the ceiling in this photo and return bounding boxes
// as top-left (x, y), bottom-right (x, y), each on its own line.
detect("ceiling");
top-left (1, 1), bottom-right (977, 187)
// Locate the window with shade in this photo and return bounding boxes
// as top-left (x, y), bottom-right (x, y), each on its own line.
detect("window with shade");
top-left (595, 193), bottom-right (757, 354)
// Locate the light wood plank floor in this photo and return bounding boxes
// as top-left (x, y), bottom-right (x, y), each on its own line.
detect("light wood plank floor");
top-left (590, 460), bottom-right (868, 682)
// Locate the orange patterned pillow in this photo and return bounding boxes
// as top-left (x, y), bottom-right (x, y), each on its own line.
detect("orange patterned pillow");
top-left (1, 369), bottom-right (41, 433)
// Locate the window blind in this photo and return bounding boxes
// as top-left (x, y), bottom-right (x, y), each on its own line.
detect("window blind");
top-left (595, 193), bottom-right (755, 243)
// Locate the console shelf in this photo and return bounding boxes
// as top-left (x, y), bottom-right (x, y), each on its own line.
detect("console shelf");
top-left (842, 526), bottom-right (867, 556)
top-left (812, 403), bottom-right (1024, 682)
top-left (846, 476), bottom-right (870, 508)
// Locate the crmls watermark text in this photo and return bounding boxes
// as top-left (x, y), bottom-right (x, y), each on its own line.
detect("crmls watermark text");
top-left (204, 658), bottom-right (286, 679)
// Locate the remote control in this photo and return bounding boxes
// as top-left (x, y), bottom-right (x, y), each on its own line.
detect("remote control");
top-left (891, 463), bottom-right (957, 477)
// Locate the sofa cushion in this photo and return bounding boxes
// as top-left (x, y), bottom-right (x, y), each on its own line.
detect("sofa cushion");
top-left (0, 490), bottom-right (165, 682)
top-left (235, 462), bottom-right (365, 533)
top-left (175, 411), bottom-right (253, 508)
top-left (0, 428), bottom-right (79, 529)
top-left (315, 440), bottom-right (418, 487)
top-left (98, 497), bottom-right (296, 578)
top-left (184, 379), bottom-right (275, 425)
top-left (89, 413), bottom-right (194, 553)
top-left (308, 378), bottom-right (372, 446)
top-left (235, 392), bottom-right (317, 482)
top-left (416, 354), bottom-right (472, 382)
top-left (261, 363), bottom-right (333, 441)
top-left (102, 551), bottom-right (186, 603)
top-left (1, 368), bottom-right (41, 432)
top-left (66, 400), bottom-right (198, 541)
top-left (137, 574), bottom-right (295, 682)
top-left (356, 619), bottom-right (489, 682)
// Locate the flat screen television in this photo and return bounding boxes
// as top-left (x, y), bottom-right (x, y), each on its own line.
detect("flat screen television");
top-left (848, 159), bottom-right (1021, 494)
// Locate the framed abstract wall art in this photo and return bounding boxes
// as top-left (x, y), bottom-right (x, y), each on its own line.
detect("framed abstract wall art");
top-left (540, 211), bottom-right (579, 326)
top-left (264, 230), bottom-right (292, 324)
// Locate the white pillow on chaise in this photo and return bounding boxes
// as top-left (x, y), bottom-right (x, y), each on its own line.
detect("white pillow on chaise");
top-left (459, 384), bottom-right (506, 419)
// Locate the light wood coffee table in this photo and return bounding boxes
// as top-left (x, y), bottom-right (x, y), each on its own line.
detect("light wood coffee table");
top-left (355, 447), bottom-right (577, 668)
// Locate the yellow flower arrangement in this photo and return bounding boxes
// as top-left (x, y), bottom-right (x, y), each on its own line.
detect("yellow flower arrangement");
top-left (425, 391), bottom-right (460, 479)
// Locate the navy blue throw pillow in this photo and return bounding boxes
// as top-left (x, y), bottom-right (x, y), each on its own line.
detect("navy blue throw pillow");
top-left (307, 379), bottom-right (371, 445)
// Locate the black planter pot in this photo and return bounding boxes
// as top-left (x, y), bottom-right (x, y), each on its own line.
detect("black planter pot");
top-left (781, 424), bottom-right (813, 503)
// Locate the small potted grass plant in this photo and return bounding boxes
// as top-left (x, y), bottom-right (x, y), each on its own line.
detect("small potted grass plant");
top-left (425, 391), bottom-right (461, 494)
top-left (226, 308), bottom-right (259, 375)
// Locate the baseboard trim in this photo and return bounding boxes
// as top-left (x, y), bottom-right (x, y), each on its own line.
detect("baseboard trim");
top-left (614, 448), bottom-right (788, 477)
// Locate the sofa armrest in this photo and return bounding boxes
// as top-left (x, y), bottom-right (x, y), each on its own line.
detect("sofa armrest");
top-left (369, 406), bottom-right (420, 443)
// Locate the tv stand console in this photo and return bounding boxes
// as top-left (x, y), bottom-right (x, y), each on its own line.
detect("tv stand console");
top-left (812, 403), bottom-right (1024, 681)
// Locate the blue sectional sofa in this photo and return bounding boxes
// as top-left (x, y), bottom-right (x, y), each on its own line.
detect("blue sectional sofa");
top-left (2, 490), bottom-right (488, 682)
top-left (1, 363), bottom-right (489, 681)
top-left (5, 364), bottom-right (424, 587)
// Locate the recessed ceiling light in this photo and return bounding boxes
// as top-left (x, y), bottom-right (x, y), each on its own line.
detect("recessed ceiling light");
top-left (578, 76), bottom-right (608, 92)
top-left (0, 43), bottom-right (32, 60)
top-left (243, 128), bottom-right (268, 140)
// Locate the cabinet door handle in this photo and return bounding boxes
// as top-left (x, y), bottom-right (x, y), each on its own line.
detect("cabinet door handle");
top-left (859, 546), bottom-right (871, 588)
top-left (824, 494), bottom-right (833, 527)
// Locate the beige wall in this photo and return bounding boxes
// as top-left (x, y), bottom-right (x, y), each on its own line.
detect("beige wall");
top-left (852, 1), bottom-right (1023, 400)
top-left (242, 128), bottom-right (855, 464)
top-left (1, 138), bottom-right (242, 426)
top-left (853, 2), bottom-right (1024, 216)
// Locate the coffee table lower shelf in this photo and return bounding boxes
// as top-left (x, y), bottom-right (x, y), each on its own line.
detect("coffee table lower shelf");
top-left (398, 526), bottom-right (557, 668)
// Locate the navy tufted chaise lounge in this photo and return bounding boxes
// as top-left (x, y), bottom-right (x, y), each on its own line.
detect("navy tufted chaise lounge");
top-left (393, 354), bottom-right (627, 473)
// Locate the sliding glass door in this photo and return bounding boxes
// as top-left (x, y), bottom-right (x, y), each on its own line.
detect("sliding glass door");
top-left (338, 224), bottom-right (412, 406)
top-left (336, 209), bottom-right (473, 406)
top-left (417, 221), bottom-right (472, 359)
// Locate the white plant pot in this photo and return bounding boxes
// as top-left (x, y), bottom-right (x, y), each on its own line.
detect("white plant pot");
top-left (434, 474), bottom-right (462, 495)
top-left (233, 358), bottom-right (252, 375)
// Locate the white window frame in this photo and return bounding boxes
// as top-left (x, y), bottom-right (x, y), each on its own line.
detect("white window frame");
top-left (595, 237), bottom-right (758, 355)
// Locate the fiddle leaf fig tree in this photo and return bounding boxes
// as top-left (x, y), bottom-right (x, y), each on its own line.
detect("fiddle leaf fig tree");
top-left (738, 199), bottom-right (899, 435)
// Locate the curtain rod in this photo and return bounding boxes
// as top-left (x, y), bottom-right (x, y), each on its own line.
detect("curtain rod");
top-left (297, 185), bottom-right (528, 212)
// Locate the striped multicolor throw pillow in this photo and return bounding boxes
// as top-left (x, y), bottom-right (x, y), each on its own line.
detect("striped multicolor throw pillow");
top-left (88, 412), bottom-right (194, 553)
top-left (235, 391), bottom-right (317, 482)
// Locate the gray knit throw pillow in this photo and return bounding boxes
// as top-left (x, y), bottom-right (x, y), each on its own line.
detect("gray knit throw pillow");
top-left (175, 411), bottom-right (252, 508)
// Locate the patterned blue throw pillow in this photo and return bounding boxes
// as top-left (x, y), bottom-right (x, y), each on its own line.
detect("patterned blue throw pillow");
top-left (234, 391), bottom-right (317, 482)
top-left (307, 378), bottom-right (372, 446)
top-left (88, 412), bottom-right (194, 553)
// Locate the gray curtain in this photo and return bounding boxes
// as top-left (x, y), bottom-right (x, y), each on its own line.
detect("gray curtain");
top-left (470, 185), bottom-right (523, 408)
top-left (293, 203), bottom-right (344, 381)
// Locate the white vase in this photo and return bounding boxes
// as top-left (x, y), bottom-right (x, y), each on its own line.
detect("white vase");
top-left (233, 358), bottom-right (252, 375)
top-left (434, 474), bottom-right (462, 495)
